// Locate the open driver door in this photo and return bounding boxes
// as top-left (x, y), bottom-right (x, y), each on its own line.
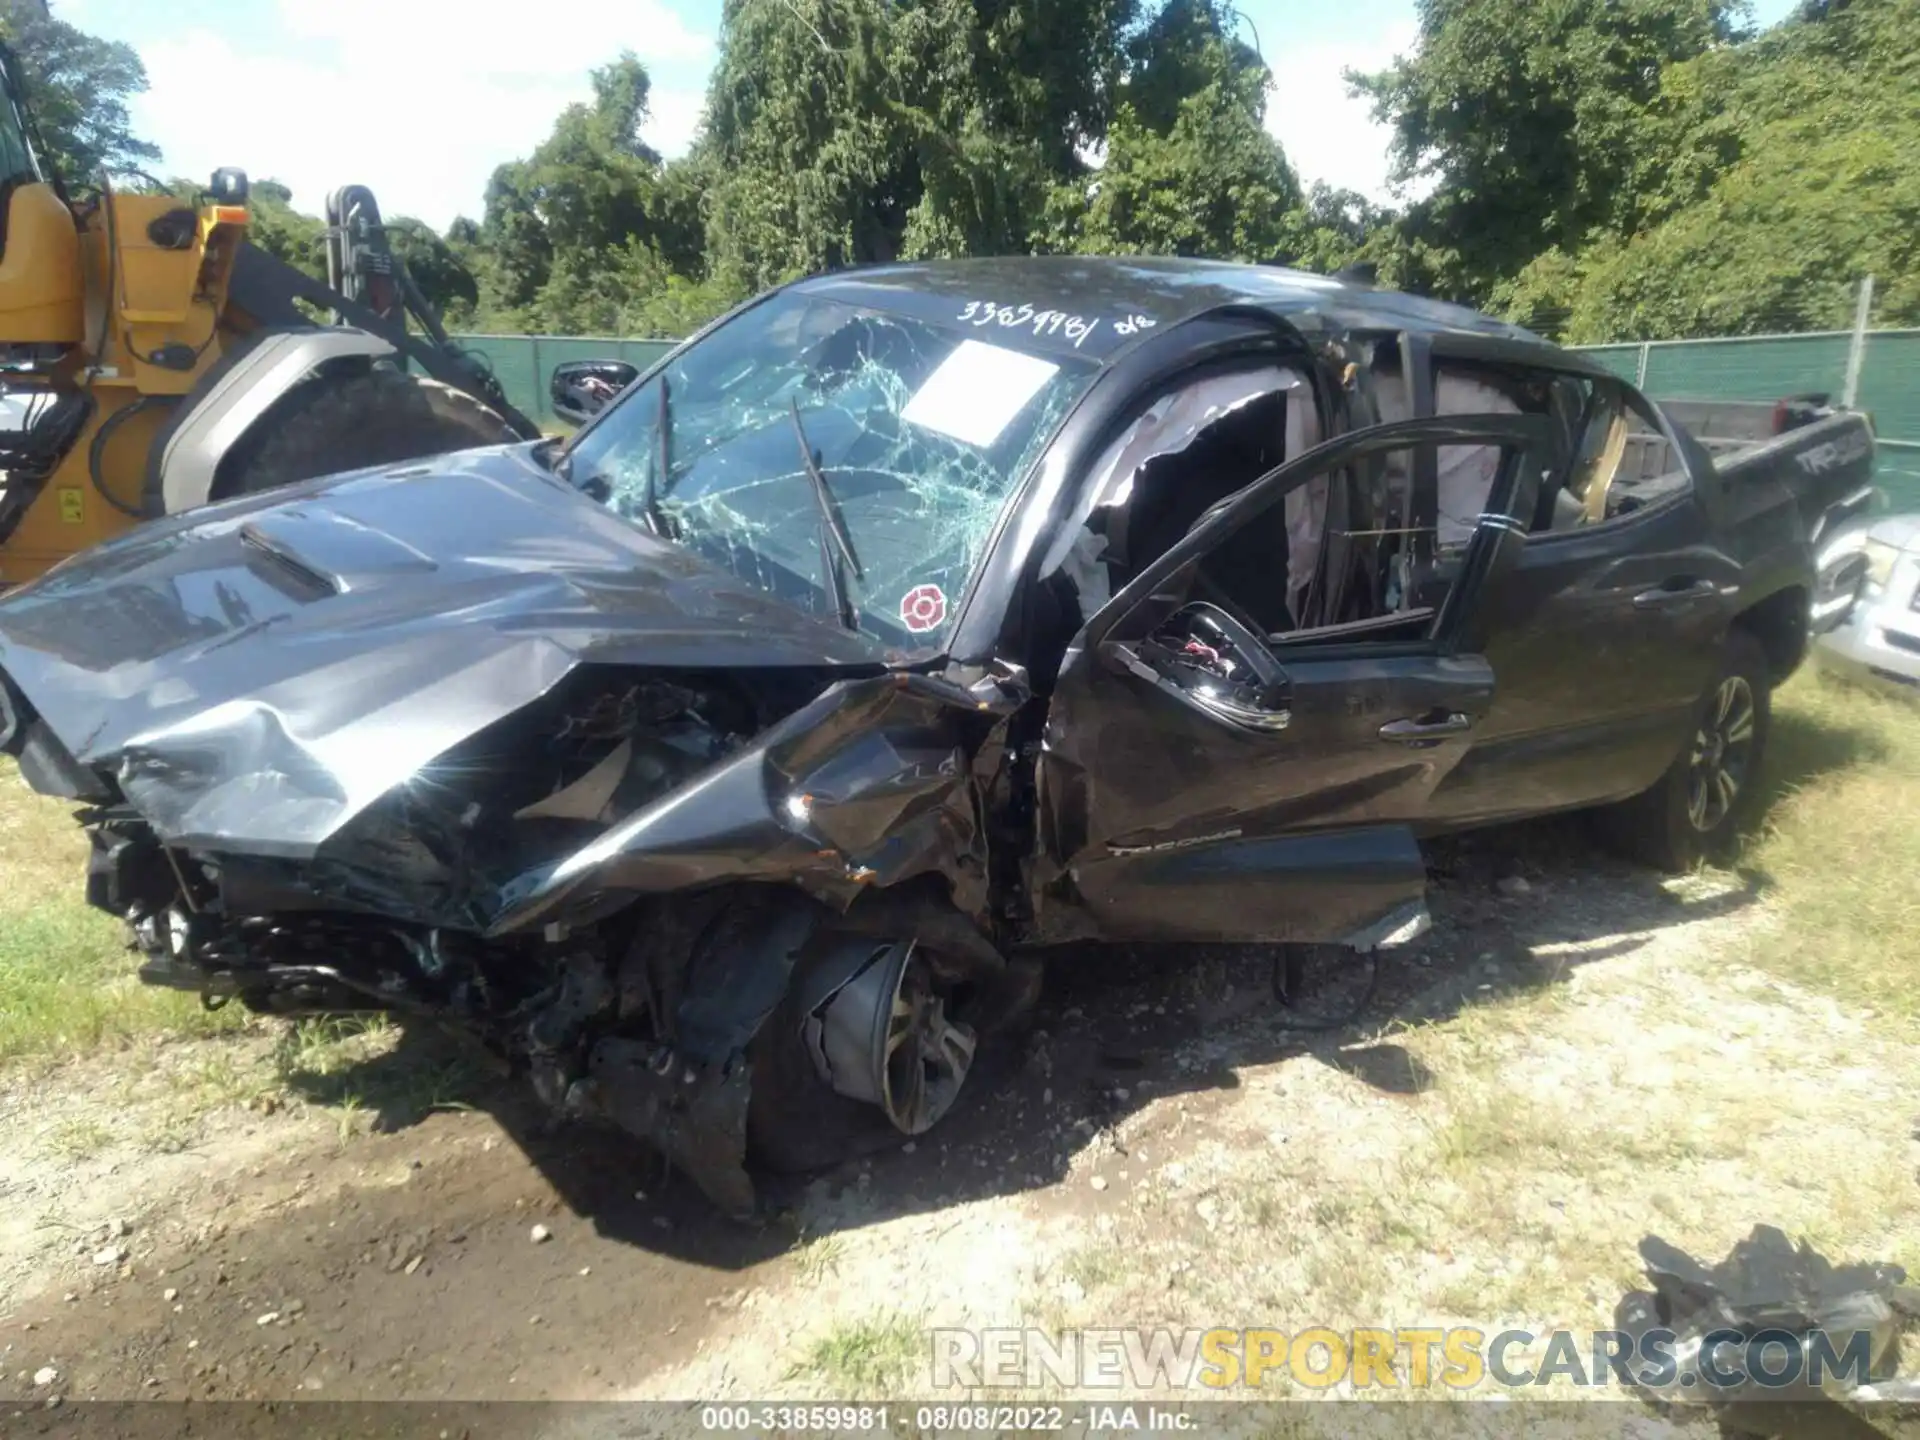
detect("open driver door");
top-left (1030, 412), bottom-right (1552, 947)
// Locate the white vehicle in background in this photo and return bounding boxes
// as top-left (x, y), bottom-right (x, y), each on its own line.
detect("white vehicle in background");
top-left (1650, 395), bottom-right (1914, 694)
top-left (1813, 512), bottom-right (1920, 696)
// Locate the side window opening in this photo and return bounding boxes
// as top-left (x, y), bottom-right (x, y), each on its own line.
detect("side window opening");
top-left (1057, 344), bottom-right (1555, 665)
top-left (1279, 345), bottom-right (1542, 633)
top-left (1305, 348), bottom-right (1549, 586)
top-left (1049, 363), bottom-right (1318, 628)
top-left (1366, 358), bottom-right (1529, 552)
top-left (1540, 380), bottom-right (1691, 533)
top-left (1112, 436), bottom-right (1535, 660)
top-left (0, 57), bottom-right (37, 189)
top-left (1278, 440), bottom-right (1528, 641)
top-left (1554, 382), bottom-right (1631, 528)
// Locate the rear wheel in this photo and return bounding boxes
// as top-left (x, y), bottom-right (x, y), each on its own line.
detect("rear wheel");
top-left (1598, 629), bottom-right (1771, 872)
top-left (210, 367), bottom-right (517, 505)
top-left (748, 936), bottom-right (978, 1174)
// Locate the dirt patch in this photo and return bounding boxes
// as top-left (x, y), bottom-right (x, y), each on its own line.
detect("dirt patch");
top-left (630, 819), bottom-right (1919, 1410)
top-left (1, 820), bottom-right (1913, 1419)
top-left (0, 1052), bottom-right (787, 1402)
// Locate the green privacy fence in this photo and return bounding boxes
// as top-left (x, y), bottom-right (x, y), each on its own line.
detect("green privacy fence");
top-left (455, 326), bottom-right (1920, 512)
top-left (449, 333), bottom-right (678, 430)
top-left (1573, 329), bottom-right (1920, 513)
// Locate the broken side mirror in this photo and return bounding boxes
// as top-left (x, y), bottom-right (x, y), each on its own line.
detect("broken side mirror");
top-left (550, 360), bottom-right (640, 428)
top-left (1107, 601), bottom-right (1293, 733)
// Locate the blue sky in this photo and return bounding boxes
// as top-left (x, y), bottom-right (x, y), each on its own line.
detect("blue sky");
top-left (59, 0), bottom-right (1801, 232)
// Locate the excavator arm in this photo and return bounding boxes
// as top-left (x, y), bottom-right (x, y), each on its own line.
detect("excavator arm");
top-left (224, 189), bottom-right (538, 439)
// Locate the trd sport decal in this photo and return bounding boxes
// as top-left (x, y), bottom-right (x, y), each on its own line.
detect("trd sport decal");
top-left (899, 583), bottom-right (947, 633)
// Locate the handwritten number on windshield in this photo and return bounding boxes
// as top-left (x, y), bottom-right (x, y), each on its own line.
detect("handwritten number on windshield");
top-left (956, 300), bottom-right (1116, 349)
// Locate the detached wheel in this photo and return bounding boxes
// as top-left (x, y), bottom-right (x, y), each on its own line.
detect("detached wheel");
top-left (748, 937), bottom-right (978, 1174)
top-left (1599, 629), bottom-right (1771, 872)
top-left (211, 367), bottom-right (517, 504)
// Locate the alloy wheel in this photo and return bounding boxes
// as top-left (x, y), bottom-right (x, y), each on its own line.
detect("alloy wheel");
top-left (813, 941), bottom-right (976, 1135)
top-left (1686, 675), bottom-right (1756, 833)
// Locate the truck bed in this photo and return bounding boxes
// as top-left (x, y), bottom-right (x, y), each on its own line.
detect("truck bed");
top-left (1620, 399), bottom-right (1879, 551)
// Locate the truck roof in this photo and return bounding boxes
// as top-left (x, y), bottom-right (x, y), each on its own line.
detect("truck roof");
top-left (793, 255), bottom-right (1546, 362)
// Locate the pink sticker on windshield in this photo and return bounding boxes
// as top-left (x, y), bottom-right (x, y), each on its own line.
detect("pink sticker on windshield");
top-left (899, 584), bottom-right (948, 634)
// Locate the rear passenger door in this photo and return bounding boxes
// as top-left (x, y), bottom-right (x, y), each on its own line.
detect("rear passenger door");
top-left (1418, 372), bottom-right (1733, 826)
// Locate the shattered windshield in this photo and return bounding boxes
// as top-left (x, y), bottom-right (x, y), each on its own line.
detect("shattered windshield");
top-left (562, 291), bottom-right (1096, 648)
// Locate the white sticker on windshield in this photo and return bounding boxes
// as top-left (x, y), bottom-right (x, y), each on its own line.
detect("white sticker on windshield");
top-left (901, 340), bottom-right (1060, 449)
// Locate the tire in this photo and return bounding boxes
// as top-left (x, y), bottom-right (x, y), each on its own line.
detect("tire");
top-left (747, 937), bottom-right (978, 1175)
top-left (746, 985), bottom-right (899, 1175)
top-left (1598, 628), bottom-right (1772, 872)
top-left (208, 367), bottom-right (517, 505)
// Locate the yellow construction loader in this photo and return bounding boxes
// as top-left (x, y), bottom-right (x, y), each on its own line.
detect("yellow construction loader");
top-left (0, 40), bottom-right (537, 586)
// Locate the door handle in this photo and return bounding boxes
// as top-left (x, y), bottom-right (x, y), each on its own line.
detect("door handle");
top-left (1379, 711), bottom-right (1473, 743)
top-left (1633, 579), bottom-right (1718, 609)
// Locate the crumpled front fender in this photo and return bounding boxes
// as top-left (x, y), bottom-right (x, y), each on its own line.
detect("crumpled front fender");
top-left (488, 671), bottom-right (1009, 936)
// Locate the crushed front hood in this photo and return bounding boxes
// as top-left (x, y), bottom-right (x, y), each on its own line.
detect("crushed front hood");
top-left (0, 444), bottom-right (888, 854)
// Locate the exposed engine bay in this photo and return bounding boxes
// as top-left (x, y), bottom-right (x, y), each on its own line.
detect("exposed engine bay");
top-left (33, 658), bottom-right (1034, 1215)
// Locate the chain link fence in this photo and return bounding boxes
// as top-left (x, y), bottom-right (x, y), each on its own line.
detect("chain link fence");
top-left (1571, 328), bottom-right (1920, 513)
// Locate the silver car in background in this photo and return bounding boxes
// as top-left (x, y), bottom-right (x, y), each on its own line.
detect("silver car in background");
top-left (1815, 512), bottom-right (1920, 695)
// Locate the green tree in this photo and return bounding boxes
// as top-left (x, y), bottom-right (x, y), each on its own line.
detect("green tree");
top-left (1068, 82), bottom-right (1301, 260)
top-left (243, 179), bottom-right (327, 281)
top-left (477, 160), bottom-right (553, 313)
top-left (1352, 0), bottom-right (1747, 301)
top-left (699, 0), bottom-right (922, 286)
top-left (0, 0), bottom-right (159, 187)
top-left (523, 236), bottom-right (743, 336)
top-left (700, 0), bottom-right (1336, 285)
top-left (647, 149), bottom-right (715, 277)
top-left (1119, 0), bottom-right (1265, 133)
top-left (1275, 183), bottom-right (1396, 275)
top-left (518, 53), bottom-right (660, 257)
top-left (1531, 0), bottom-right (1920, 339)
top-left (349, 1), bottom-right (1406, 337)
top-left (389, 218), bottom-right (479, 319)
top-left (475, 51), bottom-right (710, 321)
top-left (1054, 0), bottom-right (1352, 265)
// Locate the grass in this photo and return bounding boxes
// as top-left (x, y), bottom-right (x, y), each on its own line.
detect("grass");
top-left (1426, 1089), bottom-right (1735, 1177)
top-left (1736, 675), bottom-right (1920, 1031)
top-left (271, 1013), bottom-right (495, 1127)
top-left (0, 761), bottom-right (252, 1066)
top-left (792, 1232), bottom-right (848, 1284)
top-left (0, 764), bottom-right (492, 1123)
top-left (1058, 1241), bottom-right (1127, 1294)
top-left (998, 671), bottom-right (1920, 1395)
top-left (180, 1042), bottom-right (284, 1111)
top-left (1380, 674), bottom-right (1920, 1336)
top-left (792, 1313), bottom-right (923, 1396)
top-left (40, 1113), bottom-right (115, 1159)
top-left (275, 1013), bottom-right (399, 1078)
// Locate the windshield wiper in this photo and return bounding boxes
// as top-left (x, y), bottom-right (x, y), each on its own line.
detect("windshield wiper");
top-left (788, 397), bottom-right (862, 631)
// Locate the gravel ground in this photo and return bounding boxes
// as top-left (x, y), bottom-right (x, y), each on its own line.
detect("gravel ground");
top-left (1, 817), bottom-right (1914, 1439)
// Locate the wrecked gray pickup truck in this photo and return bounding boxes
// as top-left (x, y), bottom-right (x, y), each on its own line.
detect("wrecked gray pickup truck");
top-left (0, 258), bottom-right (1876, 1213)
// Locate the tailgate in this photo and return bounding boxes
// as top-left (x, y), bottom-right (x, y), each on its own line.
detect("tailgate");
top-left (1711, 411), bottom-right (1877, 543)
